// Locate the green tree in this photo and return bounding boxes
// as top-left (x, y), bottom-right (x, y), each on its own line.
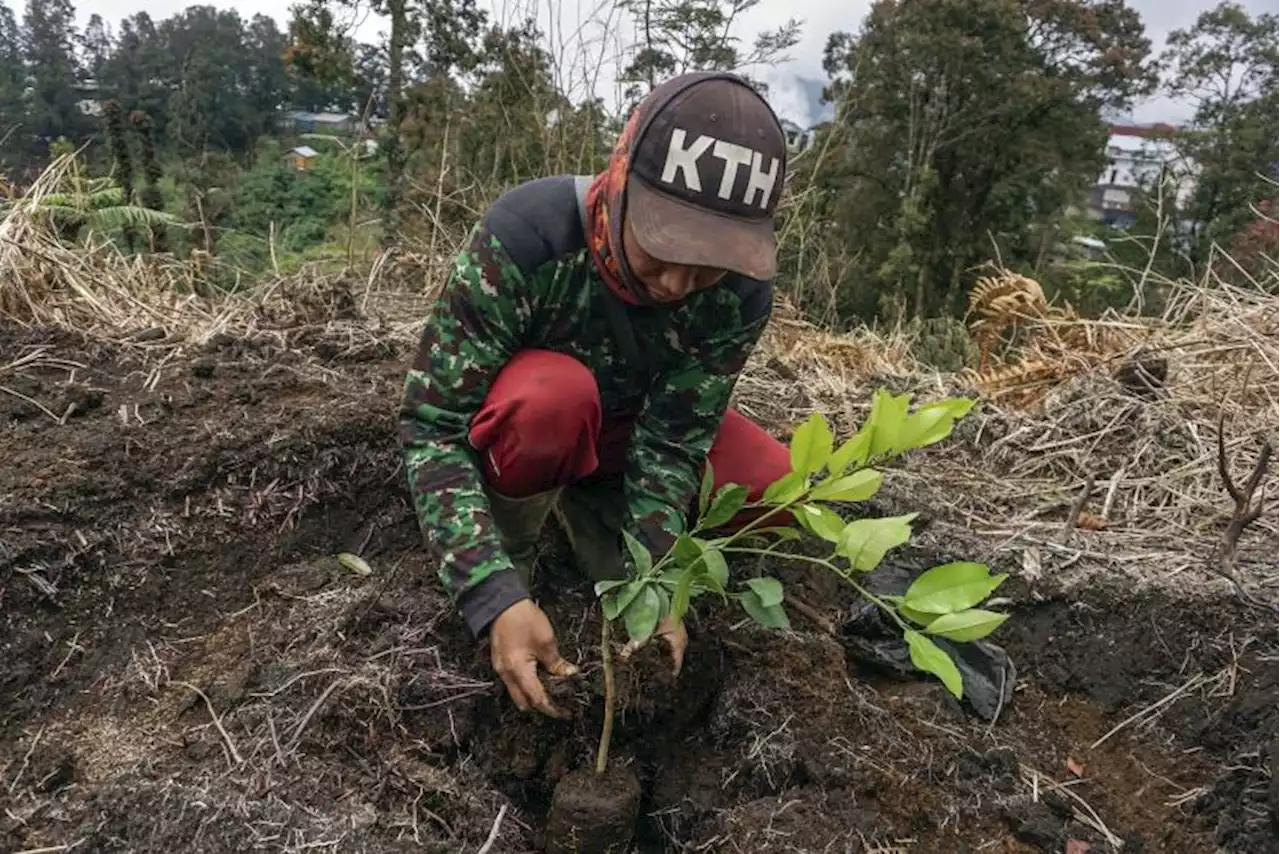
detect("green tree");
top-left (351, 42), bottom-right (387, 116)
top-left (245, 14), bottom-right (289, 141)
top-left (285, 0), bottom-right (357, 110)
top-left (810, 0), bottom-right (1155, 323)
top-left (78, 12), bottom-right (112, 80)
top-left (618, 0), bottom-right (801, 101)
top-left (129, 109), bottom-right (169, 251)
top-left (0, 5), bottom-right (26, 159)
top-left (378, 0), bottom-right (417, 245)
top-left (22, 0), bottom-right (87, 149)
top-left (97, 13), bottom-right (171, 137)
top-left (457, 20), bottom-right (561, 186)
top-left (1161, 2), bottom-right (1278, 269)
top-left (161, 7), bottom-right (262, 153)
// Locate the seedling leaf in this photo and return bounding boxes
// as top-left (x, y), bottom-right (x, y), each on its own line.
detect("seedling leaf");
top-left (703, 484), bottom-right (749, 529)
top-left (790, 411), bottom-right (833, 474)
top-left (622, 529), bottom-right (652, 574)
top-left (699, 548), bottom-right (729, 590)
top-left (900, 398), bottom-right (975, 450)
top-left (899, 604), bottom-right (939, 627)
top-left (739, 589), bottom-right (791, 629)
top-left (670, 571), bottom-right (694, 624)
top-left (837, 514), bottom-right (917, 570)
top-left (698, 461), bottom-right (716, 515)
top-left (810, 469), bottom-right (884, 503)
top-left (924, 609), bottom-right (1009, 642)
top-left (828, 426), bottom-right (872, 474)
top-left (904, 562), bottom-right (1006, 614)
top-left (745, 576), bottom-right (784, 608)
top-left (625, 585), bottom-right (661, 644)
top-left (594, 579), bottom-right (630, 597)
top-left (867, 389), bottom-right (912, 460)
top-left (672, 534), bottom-right (704, 570)
top-left (793, 503), bottom-right (845, 543)
top-left (763, 470), bottom-right (808, 505)
top-left (604, 580), bottom-right (644, 621)
top-left (905, 629), bottom-right (963, 698)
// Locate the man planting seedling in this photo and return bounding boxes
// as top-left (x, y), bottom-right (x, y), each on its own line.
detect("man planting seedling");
top-left (400, 69), bottom-right (1015, 853)
top-left (398, 70), bottom-right (796, 719)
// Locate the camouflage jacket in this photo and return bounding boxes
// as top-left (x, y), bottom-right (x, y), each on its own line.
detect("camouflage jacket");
top-left (398, 175), bottom-right (772, 636)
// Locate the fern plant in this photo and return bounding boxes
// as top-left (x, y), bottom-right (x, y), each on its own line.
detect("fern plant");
top-left (1, 156), bottom-right (179, 245)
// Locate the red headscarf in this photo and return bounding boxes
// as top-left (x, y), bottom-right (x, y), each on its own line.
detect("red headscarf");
top-left (583, 107), bottom-right (650, 306)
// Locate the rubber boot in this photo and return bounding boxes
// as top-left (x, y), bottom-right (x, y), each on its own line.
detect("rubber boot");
top-left (485, 486), bottom-right (563, 588)
top-left (552, 477), bottom-right (629, 583)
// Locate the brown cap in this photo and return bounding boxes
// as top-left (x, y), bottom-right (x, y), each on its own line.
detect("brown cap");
top-left (623, 71), bottom-right (788, 281)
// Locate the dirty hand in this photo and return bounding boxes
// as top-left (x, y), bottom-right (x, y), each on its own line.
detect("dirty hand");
top-left (490, 599), bottom-right (579, 718)
top-left (620, 614), bottom-right (688, 677)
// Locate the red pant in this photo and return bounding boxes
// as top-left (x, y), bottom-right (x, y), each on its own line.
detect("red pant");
top-left (469, 350), bottom-right (790, 520)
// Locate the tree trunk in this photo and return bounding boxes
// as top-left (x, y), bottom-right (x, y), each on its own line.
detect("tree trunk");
top-left (381, 0), bottom-right (408, 248)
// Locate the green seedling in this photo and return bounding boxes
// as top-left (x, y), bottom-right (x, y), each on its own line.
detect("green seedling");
top-left (591, 389), bottom-right (1009, 773)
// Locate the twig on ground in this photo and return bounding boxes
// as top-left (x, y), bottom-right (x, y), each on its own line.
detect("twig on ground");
top-left (784, 590), bottom-right (835, 635)
top-left (49, 631), bottom-right (83, 679)
top-left (1061, 472), bottom-right (1095, 540)
top-left (175, 681), bottom-right (244, 767)
top-left (287, 677), bottom-right (348, 751)
top-left (15, 841), bottom-right (87, 854)
top-left (1090, 673), bottom-right (1207, 749)
top-left (1021, 764), bottom-right (1123, 850)
top-left (475, 803), bottom-right (509, 854)
top-left (0, 384), bottom-right (61, 422)
top-left (7, 725), bottom-right (45, 794)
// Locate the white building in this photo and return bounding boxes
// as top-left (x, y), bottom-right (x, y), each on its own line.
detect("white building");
top-left (1089, 124), bottom-right (1196, 228)
top-left (779, 118), bottom-right (818, 154)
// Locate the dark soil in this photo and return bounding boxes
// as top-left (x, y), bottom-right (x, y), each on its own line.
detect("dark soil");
top-left (2, 323), bottom-right (1276, 854)
top-left (545, 763), bottom-right (643, 854)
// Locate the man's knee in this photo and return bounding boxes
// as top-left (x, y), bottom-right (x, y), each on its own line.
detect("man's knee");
top-left (707, 409), bottom-right (791, 499)
top-left (471, 350), bottom-right (602, 496)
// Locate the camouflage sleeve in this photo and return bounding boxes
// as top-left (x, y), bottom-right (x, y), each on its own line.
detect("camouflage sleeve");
top-left (624, 295), bottom-right (771, 556)
top-left (397, 225), bottom-right (532, 637)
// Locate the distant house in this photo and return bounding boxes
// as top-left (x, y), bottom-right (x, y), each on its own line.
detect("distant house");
top-left (278, 110), bottom-right (358, 136)
top-left (1087, 123), bottom-right (1195, 229)
top-left (286, 146), bottom-right (319, 171)
top-left (73, 79), bottom-right (103, 118)
top-left (779, 118), bottom-right (818, 153)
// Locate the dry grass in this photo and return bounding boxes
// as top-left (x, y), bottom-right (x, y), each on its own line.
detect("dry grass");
top-left (737, 268), bottom-right (1278, 605)
top-left (0, 156), bottom-right (450, 350)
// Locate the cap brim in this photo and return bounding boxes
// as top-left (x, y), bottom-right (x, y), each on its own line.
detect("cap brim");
top-left (626, 175), bottom-right (778, 281)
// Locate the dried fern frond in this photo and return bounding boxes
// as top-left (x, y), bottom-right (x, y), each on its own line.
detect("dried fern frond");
top-left (967, 272), bottom-right (1048, 325)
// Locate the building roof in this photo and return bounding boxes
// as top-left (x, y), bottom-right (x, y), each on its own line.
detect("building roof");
top-left (284, 110), bottom-right (355, 124)
top-left (1109, 122), bottom-right (1177, 139)
top-left (290, 146), bottom-right (319, 158)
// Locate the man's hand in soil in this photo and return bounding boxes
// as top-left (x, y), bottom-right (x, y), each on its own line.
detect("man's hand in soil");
top-left (490, 599), bottom-right (579, 718)
top-left (620, 615), bottom-right (687, 678)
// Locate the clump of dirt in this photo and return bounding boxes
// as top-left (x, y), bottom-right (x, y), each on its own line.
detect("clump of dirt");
top-left (545, 762), bottom-right (643, 854)
top-left (3, 323), bottom-right (1277, 854)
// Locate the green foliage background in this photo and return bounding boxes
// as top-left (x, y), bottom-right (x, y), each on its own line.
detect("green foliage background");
top-left (0, 0), bottom-right (1274, 316)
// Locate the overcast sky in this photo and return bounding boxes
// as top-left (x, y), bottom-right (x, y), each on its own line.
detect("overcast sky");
top-left (6, 0), bottom-right (1274, 125)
